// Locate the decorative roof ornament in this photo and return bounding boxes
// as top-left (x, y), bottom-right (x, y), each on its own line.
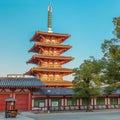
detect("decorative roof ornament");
top-left (48, 2), bottom-right (53, 33)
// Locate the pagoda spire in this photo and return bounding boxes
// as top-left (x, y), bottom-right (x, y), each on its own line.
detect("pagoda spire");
top-left (48, 2), bottom-right (53, 33)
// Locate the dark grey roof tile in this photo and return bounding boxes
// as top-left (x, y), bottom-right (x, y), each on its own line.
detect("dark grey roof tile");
top-left (33, 88), bottom-right (73, 95)
top-left (0, 77), bottom-right (44, 88)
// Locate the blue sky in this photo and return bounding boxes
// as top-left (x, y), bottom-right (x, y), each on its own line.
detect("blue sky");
top-left (0, 0), bottom-right (120, 78)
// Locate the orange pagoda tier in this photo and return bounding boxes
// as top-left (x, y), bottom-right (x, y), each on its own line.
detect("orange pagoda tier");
top-left (25, 5), bottom-right (74, 88)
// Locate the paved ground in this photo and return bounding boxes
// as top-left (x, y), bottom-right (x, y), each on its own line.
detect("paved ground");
top-left (0, 110), bottom-right (120, 120)
top-left (0, 112), bottom-right (34, 120)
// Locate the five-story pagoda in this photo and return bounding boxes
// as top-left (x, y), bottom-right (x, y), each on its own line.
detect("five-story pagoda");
top-left (25, 4), bottom-right (74, 88)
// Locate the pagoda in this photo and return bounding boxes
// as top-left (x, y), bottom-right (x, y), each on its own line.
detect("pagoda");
top-left (25, 4), bottom-right (74, 88)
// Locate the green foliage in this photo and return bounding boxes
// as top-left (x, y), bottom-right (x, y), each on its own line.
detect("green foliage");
top-left (104, 85), bottom-right (116, 95)
top-left (73, 16), bottom-right (120, 101)
top-left (101, 16), bottom-right (120, 95)
top-left (113, 17), bottom-right (120, 39)
top-left (101, 38), bottom-right (120, 60)
top-left (73, 57), bottom-right (103, 110)
top-left (73, 57), bottom-right (102, 100)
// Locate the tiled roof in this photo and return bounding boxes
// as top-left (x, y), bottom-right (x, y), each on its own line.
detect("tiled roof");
top-left (0, 77), bottom-right (44, 88)
top-left (33, 88), bottom-right (120, 96)
top-left (99, 88), bottom-right (120, 95)
top-left (33, 88), bottom-right (74, 95)
top-left (113, 89), bottom-right (120, 94)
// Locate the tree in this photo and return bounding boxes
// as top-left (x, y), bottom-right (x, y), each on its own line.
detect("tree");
top-left (101, 17), bottom-right (120, 95)
top-left (113, 17), bottom-right (120, 39)
top-left (73, 17), bottom-right (120, 111)
top-left (72, 57), bottom-right (104, 111)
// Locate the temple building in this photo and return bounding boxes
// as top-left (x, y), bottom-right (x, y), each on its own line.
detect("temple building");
top-left (25, 4), bottom-right (74, 88)
top-left (0, 76), bottom-right (44, 111)
top-left (0, 4), bottom-right (120, 112)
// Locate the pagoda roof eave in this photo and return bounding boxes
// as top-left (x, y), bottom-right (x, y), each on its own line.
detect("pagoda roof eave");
top-left (32, 54), bottom-right (74, 59)
top-left (25, 68), bottom-right (73, 76)
top-left (44, 82), bottom-right (72, 87)
top-left (30, 31), bottom-right (70, 42)
top-left (26, 55), bottom-right (74, 64)
top-left (28, 43), bottom-right (72, 53)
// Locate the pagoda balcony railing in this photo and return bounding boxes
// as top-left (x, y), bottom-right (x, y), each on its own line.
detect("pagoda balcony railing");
top-left (41, 78), bottom-right (63, 81)
top-left (40, 65), bottom-right (62, 68)
top-left (35, 42), bottom-right (72, 48)
top-left (42, 53), bottom-right (60, 56)
top-left (43, 41), bottom-right (60, 45)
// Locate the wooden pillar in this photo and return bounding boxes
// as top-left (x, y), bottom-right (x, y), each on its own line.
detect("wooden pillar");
top-left (105, 96), bottom-right (109, 109)
top-left (47, 95), bottom-right (50, 113)
top-left (32, 99), bottom-right (34, 110)
top-left (63, 96), bottom-right (65, 110)
top-left (92, 98), bottom-right (95, 110)
top-left (78, 99), bottom-right (80, 110)
top-left (28, 92), bottom-right (32, 110)
top-left (118, 96), bottom-right (120, 104)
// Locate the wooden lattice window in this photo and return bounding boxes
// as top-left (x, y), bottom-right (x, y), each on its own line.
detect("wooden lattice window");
top-left (51, 99), bottom-right (60, 107)
top-left (67, 99), bottom-right (77, 106)
top-left (82, 98), bottom-right (91, 105)
top-left (110, 98), bottom-right (118, 105)
top-left (34, 100), bottom-right (39, 107)
top-left (96, 98), bottom-right (105, 105)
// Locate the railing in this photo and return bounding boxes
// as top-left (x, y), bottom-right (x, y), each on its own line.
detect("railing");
top-left (32, 104), bottom-right (120, 112)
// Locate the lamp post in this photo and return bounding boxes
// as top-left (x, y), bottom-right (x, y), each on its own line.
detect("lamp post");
top-left (47, 89), bottom-right (51, 113)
